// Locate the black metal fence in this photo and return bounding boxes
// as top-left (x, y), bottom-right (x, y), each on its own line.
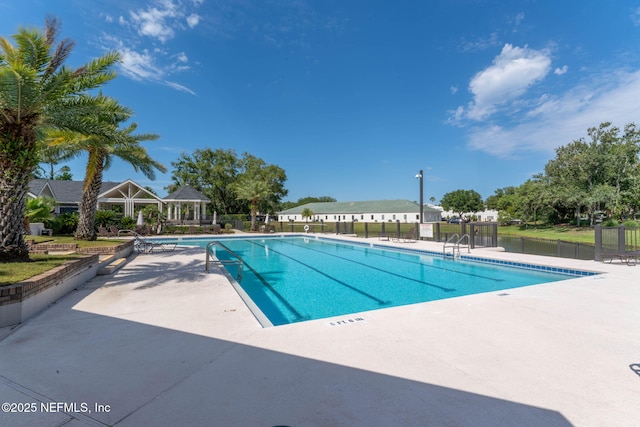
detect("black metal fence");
top-left (498, 236), bottom-right (595, 260)
top-left (271, 221), bottom-right (499, 248)
top-left (594, 225), bottom-right (640, 261)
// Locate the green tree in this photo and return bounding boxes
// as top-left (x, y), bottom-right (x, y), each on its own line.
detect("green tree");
top-left (279, 196), bottom-right (336, 210)
top-left (543, 122), bottom-right (640, 225)
top-left (301, 208), bottom-right (313, 222)
top-left (49, 96), bottom-right (165, 240)
top-left (440, 189), bottom-right (484, 218)
top-left (231, 175), bottom-right (271, 231)
top-left (0, 18), bottom-right (119, 261)
top-left (170, 148), bottom-right (287, 215)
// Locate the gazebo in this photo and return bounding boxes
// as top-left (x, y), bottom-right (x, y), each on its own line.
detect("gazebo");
top-left (163, 185), bottom-right (211, 225)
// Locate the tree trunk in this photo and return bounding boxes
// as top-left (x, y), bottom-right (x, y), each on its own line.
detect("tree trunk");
top-left (0, 127), bottom-right (38, 262)
top-left (75, 155), bottom-right (105, 240)
top-left (0, 169), bottom-right (32, 262)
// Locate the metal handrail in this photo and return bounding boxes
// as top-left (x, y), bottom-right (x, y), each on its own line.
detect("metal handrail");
top-left (443, 233), bottom-right (470, 258)
top-left (443, 234), bottom-right (459, 256)
top-left (455, 234), bottom-right (471, 256)
top-left (205, 241), bottom-right (245, 281)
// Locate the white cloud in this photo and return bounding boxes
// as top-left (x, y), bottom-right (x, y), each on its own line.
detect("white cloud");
top-left (554, 65), bottom-right (568, 75)
top-left (465, 69), bottom-right (640, 158)
top-left (101, 36), bottom-right (196, 95)
top-left (99, 0), bottom-right (203, 94)
top-left (464, 44), bottom-right (551, 120)
top-left (129, 3), bottom-right (178, 42)
top-left (176, 52), bottom-right (188, 62)
top-left (119, 47), bottom-right (162, 81)
top-left (513, 12), bottom-right (525, 26)
top-left (186, 13), bottom-right (200, 28)
top-left (631, 7), bottom-right (640, 26)
top-left (450, 86), bottom-right (458, 94)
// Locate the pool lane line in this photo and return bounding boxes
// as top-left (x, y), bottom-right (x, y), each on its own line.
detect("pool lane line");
top-left (211, 242), bottom-right (305, 321)
top-left (259, 239), bottom-right (455, 293)
top-left (247, 240), bottom-right (390, 305)
top-left (310, 238), bottom-right (505, 283)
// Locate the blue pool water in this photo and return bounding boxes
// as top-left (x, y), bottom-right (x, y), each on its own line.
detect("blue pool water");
top-left (176, 236), bottom-right (592, 326)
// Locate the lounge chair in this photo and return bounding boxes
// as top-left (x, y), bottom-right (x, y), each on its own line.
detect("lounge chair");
top-left (393, 227), bottom-right (417, 243)
top-left (133, 233), bottom-right (177, 254)
top-left (97, 226), bottom-right (110, 237)
top-left (603, 250), bottom-right (640, 266)
top-left (403, 227), bottom-right (417, 243)
top-left (108, 225), bottom-right (119, 237)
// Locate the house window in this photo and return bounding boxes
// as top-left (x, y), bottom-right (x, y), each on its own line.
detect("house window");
top-left (404, 214), bottom-right (407, 220)
top-left (392, 214), bottom-right (396, 220)
top-left (361, 215), bottom-right (364, 220)
top-left (382, 215), bottom-right (385, 220)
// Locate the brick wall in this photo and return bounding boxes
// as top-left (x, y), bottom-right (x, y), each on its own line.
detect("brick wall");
top-left (78, 240), bottom-right (134, 255)
top-left (0, 254), bottom-right (99, 306)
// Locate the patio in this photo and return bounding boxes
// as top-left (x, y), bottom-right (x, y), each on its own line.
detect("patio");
top-left (1, 238), bottom-right (638, 426)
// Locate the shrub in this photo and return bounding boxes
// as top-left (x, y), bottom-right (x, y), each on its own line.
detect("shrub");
top-left (622, 219), bottom-right (639, 228)
top-left (47, 212), bottom-right (79, 235)
top-left (119, 216), bottom-right (136, 230)
top-left (95, 210), bottom-right (119, 227)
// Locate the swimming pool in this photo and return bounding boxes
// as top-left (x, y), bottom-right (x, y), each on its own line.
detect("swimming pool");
top-left (174, 235), bottom-right (595, 327)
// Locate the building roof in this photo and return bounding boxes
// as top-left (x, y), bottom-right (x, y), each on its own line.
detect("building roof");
top-left (163, 184), bottom-right (211, 202)
top-left (28, 179), bottom-right (121, 204)
top-left (279, 200), bottom-right (441, 215)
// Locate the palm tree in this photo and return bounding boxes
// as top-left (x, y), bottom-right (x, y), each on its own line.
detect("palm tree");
top-left (301, 208), bottom-right (313, 223)
top-left (24, 196), bottom-right (55, 234)
top-left (232, 176), bottom-right (271, 232)
top-left (0, 17), bottom-right (119, 261)
top-left (48, 96), bottom-right (166, 240)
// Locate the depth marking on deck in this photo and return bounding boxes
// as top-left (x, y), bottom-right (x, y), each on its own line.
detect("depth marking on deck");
top-left (328, 317), bottom-right (367, 327)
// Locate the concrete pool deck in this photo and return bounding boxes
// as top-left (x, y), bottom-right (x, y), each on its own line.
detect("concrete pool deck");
top-left (1, 234), bottom-right (639, 426)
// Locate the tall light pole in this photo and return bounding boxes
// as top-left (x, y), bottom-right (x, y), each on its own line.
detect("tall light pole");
top-left (416, 170), bottom-right (423, 223)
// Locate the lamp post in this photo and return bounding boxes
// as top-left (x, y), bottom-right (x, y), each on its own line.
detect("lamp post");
top-left (416, 170), bottom-right (423, 223)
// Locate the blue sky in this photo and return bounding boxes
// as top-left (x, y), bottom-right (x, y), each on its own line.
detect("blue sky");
top-left (2, 1), bottom-right (640, 204)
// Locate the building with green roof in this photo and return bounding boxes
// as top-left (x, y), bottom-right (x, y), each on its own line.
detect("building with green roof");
top-left (278, 200), bottom-right (441, 223)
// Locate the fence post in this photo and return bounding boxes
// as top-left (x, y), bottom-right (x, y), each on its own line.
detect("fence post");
top-left (618, 225), bottom-right (626, 254)
top-left (364, 222), bottom-right (368, 238)
top-left (594, 224), bottom-right (602, 261)
top-left (396, 221), bottom-right (401, 240)
top-left (469, 222), bottom-right (475, 249)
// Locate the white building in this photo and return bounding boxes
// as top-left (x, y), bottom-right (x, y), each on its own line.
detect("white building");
top-left (278, 200), bottom-right (442, 223)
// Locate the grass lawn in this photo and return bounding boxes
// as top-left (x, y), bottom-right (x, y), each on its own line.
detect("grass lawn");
top-left (0, 236), bottom-right (124, 286)
top-left (28, 235), bottom-right (124, 247)
top-left (498, 225), bottom-right (596, 243)
top-left (0, 254), bottom-right (84, 285)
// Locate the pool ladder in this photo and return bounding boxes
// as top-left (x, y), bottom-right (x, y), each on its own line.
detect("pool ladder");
top-left (205, 241), bottom-right (245, 282)
top-left (443, 234), bottom-right (470, 259)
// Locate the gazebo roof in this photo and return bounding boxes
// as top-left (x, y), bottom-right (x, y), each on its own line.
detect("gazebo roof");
top-left (163, 185), bottom-right (211, 202)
